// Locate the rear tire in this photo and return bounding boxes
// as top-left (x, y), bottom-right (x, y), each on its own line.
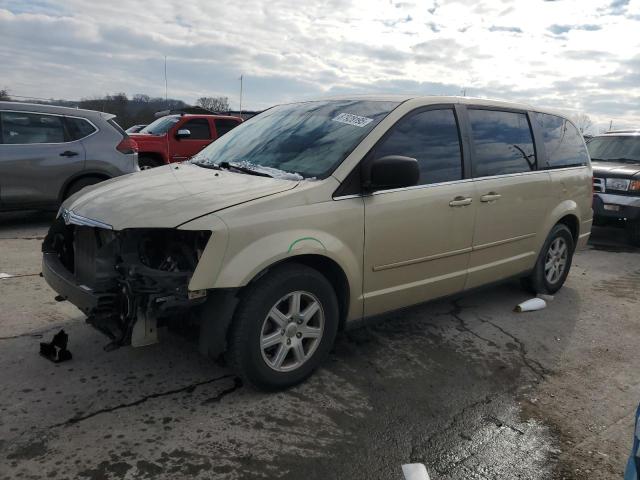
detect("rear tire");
top-left (526, 224), bottom-right (575, 295)
top-left (138, 155), bottom-right (163, 170)
top-left (627, 220), bottom-right (640, 246)
top-left (227, 264), bottom-right (339, 391)
top-left (64, 176), bottom-right (105, 200)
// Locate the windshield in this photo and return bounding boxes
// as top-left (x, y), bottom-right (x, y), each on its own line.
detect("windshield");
top-left (587, 136), bottom-right (640, 163)
top-left (139, 116), bottom-right (180, 135)
top-left (190, 100), bottom-right (400, 179)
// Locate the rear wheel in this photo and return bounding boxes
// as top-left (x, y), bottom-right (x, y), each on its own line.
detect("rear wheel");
top-left (228, 264), bottom-right (339, 391)
top-left (64, 176), bottom-right (104, 200)
top-left (138, 155), bottom-right (163, 170)
top-left (526, 224), bottom-right (575, 294)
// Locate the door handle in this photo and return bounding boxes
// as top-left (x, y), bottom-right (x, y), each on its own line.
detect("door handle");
top-left (59, 151), bottom-right (79, 157)
top-left (480, 192), bottom-right (502, 202)
top-left (449, 196), bottom-right (473, 207)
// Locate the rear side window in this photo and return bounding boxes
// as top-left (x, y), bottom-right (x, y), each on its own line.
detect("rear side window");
top-left (1, 111), bottom-right (65, 144)
top-left (65, 117), bottom-right (97, 141)
top-left (468, 109), bottom-right (536, 177)
top-left (533, 113), bottom-right (589, 168)
top-left (107, 118), bottom-right (127, 136)
top-left (182, 119), bottom-right (211, 140)
top-left (374, 108), bottom-right (463, 185)
top-left (214, 118), bottom-right (240, 137)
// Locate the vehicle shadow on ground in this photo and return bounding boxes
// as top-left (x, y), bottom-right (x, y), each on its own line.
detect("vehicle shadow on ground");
top-left (589, 224), bottom-right (640, 253)
top-left (0, 277), bottom-right (581, 480)
top-left (0, 212), bottom-right (605, 479)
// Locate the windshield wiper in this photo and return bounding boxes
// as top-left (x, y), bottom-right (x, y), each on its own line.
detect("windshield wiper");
top-left (192, 161), bottom-right (221, 170)
top-left (218, 161), bottom-right (273, 178)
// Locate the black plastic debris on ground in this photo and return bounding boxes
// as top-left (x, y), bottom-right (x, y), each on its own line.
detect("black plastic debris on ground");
top-left (40, 329), bottom-right (72, 363)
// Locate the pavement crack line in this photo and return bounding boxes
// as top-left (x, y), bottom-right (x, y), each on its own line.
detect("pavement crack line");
top-left (478, 315), bottom-right (551, 381)
top-left (0, 236), bottom-right (45, 240)
top-left (0, 324), bottom-right (68, 341)
top-left (451, 300), bottom-right (550, 381)
top-left (201, 376), bottom-right (243, 404)
top-left (449, 300), bottom-right (498, 347)
top-left (0, 272), bottom-right (41, 280)
top-left (50, 374), bottom-right (238, 428)
top-left (410, 389), bottom-right (510, 463)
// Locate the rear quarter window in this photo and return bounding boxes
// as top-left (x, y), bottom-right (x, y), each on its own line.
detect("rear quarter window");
top-left (468, 109), bottom-right (536, 177)
top-left (533, 113), bottom-right (589, 168)
top-left (65, 117), bottom-right (97, 141)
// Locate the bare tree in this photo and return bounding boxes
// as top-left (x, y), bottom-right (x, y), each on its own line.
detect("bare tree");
top-left (132, 94), bottom-right (151, 103)
top-left (573, 113), bottom-right (593, 135)
top-left (196, 96), bottom-right (229, 112)
top-left (0, 88), bottom-right (10, 101)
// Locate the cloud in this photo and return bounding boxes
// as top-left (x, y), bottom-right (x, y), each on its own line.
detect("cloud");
top-left (0, 0), bottom-right (638, 129)
top-left (548, 24), bottom-right (602, 34)
top-left (489, 25), bottom-right (523, 33)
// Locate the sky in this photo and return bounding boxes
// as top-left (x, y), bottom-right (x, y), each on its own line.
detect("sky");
top-left (1, 0), bottom-right (639, 132)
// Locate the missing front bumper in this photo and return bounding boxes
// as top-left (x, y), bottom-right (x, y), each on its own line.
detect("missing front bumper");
top-left (42, 218), bottom-right (211, 349)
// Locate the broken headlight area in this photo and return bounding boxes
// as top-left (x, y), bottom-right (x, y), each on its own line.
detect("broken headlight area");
top-left (43, 217), bottom-right (211, 348)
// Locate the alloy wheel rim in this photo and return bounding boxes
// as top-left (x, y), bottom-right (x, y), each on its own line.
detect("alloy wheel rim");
top-left (544, 237), bottom-right (568, 284)
top-left (260, 291), bottom-right (325, 372)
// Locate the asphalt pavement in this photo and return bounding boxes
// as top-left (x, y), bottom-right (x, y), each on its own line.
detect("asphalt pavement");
top-left (0, 211), bottom-right (638, 480)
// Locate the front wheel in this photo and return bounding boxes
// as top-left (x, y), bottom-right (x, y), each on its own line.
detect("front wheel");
top-left (526, 224), bottom-right (575, 294)
top-left (227, 264), bottom-right (339, 390)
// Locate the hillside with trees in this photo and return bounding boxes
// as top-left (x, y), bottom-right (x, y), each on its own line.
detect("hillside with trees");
top-left (0, 89), bottom-right (233, 128)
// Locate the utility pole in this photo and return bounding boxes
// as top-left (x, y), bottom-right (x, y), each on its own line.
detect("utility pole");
top-left (609, 120), bottom-right (613, 131)
top-left (239, 75), bottom-right (243, 117)
top-left (164, 56), bottom-right (168, 106)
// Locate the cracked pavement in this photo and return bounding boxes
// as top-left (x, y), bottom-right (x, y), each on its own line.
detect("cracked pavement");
top-left (0, 211), bottom-right (639, 479)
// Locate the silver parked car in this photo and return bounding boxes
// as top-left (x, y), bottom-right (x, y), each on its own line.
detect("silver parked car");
top-left (0, 102), bottom-right (139, 211)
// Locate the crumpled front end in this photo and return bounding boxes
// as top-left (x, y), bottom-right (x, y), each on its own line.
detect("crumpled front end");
top-left (42, 215), bottom-right (211, 348)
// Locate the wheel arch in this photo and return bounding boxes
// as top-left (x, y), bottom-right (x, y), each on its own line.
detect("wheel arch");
top-left (542, 200), bottom-right (582, 250)
top-left (245, 254), bottom-right (351, 331)
top-left (556, 213), bottom-right (579, 247)
top-left (58, 171), bottom-right (111, 203)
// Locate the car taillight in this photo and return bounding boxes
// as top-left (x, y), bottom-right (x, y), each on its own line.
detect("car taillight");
top-left (116, 137), bottom-right (138, 154)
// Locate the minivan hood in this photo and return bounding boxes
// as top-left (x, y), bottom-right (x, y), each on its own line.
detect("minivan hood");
top-left (64, 163), bottom-right (299, 230)
top-left (591, 160), bottom-right (640, 178)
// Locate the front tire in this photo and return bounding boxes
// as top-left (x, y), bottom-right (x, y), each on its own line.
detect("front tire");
top-left (527, 224), bottom-right (575, 294)
top-left (228, 264), bottom-right (339, 391)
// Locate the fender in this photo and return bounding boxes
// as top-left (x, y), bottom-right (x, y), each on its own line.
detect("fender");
top-left (181, 214), bottom-right (363, 320)
top-left (537, 199), bottom-right (580, 251)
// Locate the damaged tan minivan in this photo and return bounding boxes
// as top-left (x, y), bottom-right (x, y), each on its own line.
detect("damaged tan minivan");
top-left (43, 96), bottom-right (592, 389)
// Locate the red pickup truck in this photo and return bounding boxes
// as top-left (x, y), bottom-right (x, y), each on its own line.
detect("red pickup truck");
top-left (130, 114), bottom-right (242, 169)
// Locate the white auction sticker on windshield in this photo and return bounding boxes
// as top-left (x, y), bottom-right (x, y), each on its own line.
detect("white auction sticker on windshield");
top-left (332, 113), bottom-right (374, 127)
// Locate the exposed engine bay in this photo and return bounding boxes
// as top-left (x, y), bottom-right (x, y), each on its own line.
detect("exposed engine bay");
top-left (42, 217), bottom-right (211, 349)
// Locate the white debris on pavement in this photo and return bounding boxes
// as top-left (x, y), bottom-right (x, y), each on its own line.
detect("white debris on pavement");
top-left (0, 273), bottom-right (14, 279)
top-left (402, 463), bottom-right (430, 480)
top-left (515, 297), bottom-right (547, 313)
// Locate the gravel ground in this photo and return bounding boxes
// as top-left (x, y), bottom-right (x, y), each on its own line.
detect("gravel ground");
top-left (0, 210), bottom-right (638, 480)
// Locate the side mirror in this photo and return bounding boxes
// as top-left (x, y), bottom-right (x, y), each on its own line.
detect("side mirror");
top-left (176, 129), bottom-right (191, 139)
top-left (367, 155), bottom-right (419, 191)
